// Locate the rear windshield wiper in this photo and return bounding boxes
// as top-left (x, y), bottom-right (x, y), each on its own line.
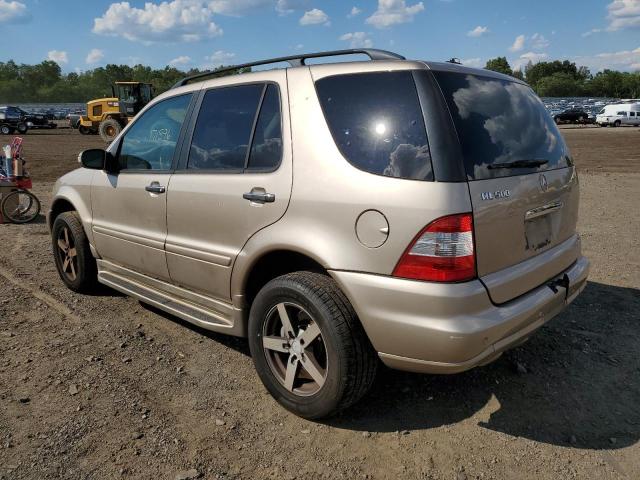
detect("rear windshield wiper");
top-left (488, 159), bottom-right (548, 170)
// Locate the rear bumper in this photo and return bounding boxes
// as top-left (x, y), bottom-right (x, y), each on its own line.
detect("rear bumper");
top-left (330, 255), bottom-right (589, 374)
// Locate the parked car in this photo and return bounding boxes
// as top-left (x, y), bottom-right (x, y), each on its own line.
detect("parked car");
top-left (0, 106), bottom-right (28, 134)
top-left (553, 108), bottom-right (590, 124)
top-left (47, 49), bottom-right (589, 418)
top-left (596, 103), bottom-right (640, 127)
top-left (67, 112), bottom-right (82, 129)
top-left (18, 108), bottom-right (56, 129)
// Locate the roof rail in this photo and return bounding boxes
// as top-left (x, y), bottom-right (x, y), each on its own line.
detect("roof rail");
top-left (171, 48), bottom-right (406, 89)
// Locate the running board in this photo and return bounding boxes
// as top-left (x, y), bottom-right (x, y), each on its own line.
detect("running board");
top-left (96, 260), bottom-right (246, 337)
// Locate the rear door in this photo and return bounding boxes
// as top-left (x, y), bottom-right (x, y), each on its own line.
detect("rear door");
top-left (165, 73), bottom-right (291, 301)
top-left (434, 71), bottom-right (579, 303)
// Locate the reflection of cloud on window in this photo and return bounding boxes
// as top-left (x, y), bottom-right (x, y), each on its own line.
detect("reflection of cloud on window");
top-left (452, 75), bottom-right (558, 164)
top-left (383, 144), bottom-right (432, 180)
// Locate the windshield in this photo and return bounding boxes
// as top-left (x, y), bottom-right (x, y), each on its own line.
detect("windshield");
top-left (434, 71), bottom-right (570, 180)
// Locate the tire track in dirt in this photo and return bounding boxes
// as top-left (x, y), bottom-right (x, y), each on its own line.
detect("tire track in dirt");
top-left (0, 261), bottom-right (81, 322)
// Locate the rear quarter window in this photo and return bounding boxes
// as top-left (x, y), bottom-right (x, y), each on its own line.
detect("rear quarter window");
top-left (434, 71), bottom-right (570, 180)
top-left (315, 71), bottom-right (433, 181)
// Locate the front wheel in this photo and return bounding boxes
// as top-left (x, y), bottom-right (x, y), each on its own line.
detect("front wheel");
top-left (1, 189), bottom-right (40, 224)
top-left (16, 122), bottom-right (28, 134)
top-left (52, 211), bottom-right (98, 292)
top-left (78, 125), bottom-right (91, 135)
top-left (614, 120), bottom-right (621, 127)
top-left (248, 271), bottom-right (378, 419)
top-left (99, 118), bottom-right (122, 142)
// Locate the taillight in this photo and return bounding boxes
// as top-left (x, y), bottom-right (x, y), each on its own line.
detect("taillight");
top-left (392, 213), bottom-right (476, 282)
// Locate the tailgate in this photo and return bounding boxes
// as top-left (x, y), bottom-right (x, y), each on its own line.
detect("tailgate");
top-left (468, 168), bottom-right (580, 303)
top-left (432, 69), bottom-right (580, 303)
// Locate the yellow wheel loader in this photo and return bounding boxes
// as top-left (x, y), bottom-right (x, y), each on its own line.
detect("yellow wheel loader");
top-left (78, 82), bottom-right (153, 142)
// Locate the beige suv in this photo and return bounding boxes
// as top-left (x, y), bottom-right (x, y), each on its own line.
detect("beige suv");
top-left (48, 49), bottom-right (589, 418)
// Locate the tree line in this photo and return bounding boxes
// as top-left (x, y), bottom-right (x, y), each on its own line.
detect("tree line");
top-left (485, 57), bottom-right (640, 98)
top-left (0, 57), bottom-right (638, 103)
top-left (0, 60), bottom-right (247, 104)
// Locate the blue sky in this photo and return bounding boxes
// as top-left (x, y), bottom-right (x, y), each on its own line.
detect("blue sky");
top-left (0, 0), bottom-right (639, 73)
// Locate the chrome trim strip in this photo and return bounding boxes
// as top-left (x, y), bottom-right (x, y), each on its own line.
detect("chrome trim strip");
top-left (525, 201), bottom-right (563, 221)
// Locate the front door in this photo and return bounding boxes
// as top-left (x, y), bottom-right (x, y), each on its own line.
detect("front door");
top-left (91, 93), bottom-right (193, 280)
top-left (165, 74), bottom-right (292, 300)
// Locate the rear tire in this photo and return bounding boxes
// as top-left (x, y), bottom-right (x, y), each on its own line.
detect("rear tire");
top-left (52, 211), bottom-right (98, 293)
top-left (0, 124), bottom-right (12, 135)
top-left (78, 125), bottom-right (91, 135)
top-left (99, 119), bottom-right (122, 142)
top-left (248, 271), bottom-right (378, 419)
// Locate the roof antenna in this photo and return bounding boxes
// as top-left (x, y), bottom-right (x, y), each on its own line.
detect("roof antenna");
top-left (447, 58), bottom-right (462, 64)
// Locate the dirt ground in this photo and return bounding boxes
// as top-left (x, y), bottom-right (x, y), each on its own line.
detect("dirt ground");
top-left (0, 125), bottom-right (639, 480)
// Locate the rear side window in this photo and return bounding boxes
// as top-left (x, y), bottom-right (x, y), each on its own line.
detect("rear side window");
top-left (315, 71), bottom-right (433, 181)
top-left (188, 84), bottom-right (263, 170)
top-left (434, 71), bottom-right (570, 180)
top-left (246, 84), bottom-right (282, 171)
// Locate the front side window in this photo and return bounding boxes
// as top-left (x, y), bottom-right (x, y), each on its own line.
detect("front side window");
top-left (188, 84), bottom-right (263, 170)
top-left (315, 71), bottom-right (433, 181)
top-left (434, 71), bottom-right (570, 180)
top-left (118, 94), bottom-right (191, 171)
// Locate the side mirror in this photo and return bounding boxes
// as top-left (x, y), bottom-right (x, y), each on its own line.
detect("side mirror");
top-left (78, 149), bottom-right (106, 170)
top-left (78, 149), bottom-right (119, 174)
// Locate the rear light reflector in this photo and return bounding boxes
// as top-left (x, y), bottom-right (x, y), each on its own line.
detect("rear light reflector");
top-left (393, 213), bottom-right (476, 282)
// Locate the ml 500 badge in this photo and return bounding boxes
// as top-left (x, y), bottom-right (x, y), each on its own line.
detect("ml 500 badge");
top-left (481, 190), bottom-right (511, 201)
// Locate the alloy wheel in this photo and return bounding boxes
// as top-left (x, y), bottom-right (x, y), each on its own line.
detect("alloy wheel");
top-left (262, 302), bottom-right (328, 396)
top-left (57, 226), bottom-right (78, 281)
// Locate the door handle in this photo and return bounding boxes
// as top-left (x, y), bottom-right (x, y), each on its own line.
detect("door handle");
top-left (243, 191), bottom-right (275, 203)
top-left (145, 182), bottom-right (166, 194)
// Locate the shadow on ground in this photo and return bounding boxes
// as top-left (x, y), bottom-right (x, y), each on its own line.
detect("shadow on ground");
top-left (143, 281), bottom-right (640, 451)
top-left (328, 281), bottom-right (640, 450)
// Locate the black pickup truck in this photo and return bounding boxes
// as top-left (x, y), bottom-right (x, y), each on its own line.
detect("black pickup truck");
top-left (0, 106), bottom-right (29, 134)
top-left (18, 108), bottom-right (56, 129)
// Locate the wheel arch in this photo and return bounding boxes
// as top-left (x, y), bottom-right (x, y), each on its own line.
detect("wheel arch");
top-left (48, 189), bottom-right (96, 251)
top-left (239, 249), bottom-right (328, 309)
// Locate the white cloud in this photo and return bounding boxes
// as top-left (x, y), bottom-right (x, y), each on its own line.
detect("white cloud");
top-left (204, 50), bottom-right (235, 67)
top-left (348, 6), bottom-right (362, 18)
top-left (582, 28), bottom-right (602, 37)
top-left (461, 57), bottom-right (483, 68)
top-left (530, 32), bottom-right (550, 49)
top-left (208, 0), bottom-right (271, 15)
top-left (339, 31), bottom-right (373, 48)
top-left (574, 46), bottom-right (640, 72)
top-left (85, 48), bottom-right (104, 64)
top-left (607, 0), bottom-right (640, 30)
top-left (47, 50), bottom-right (68, 65)
top-left (169, 55), bottom-right (192, 66)
top-left (0, 0), bottom-right (30, 24)
top-left (276, 0), bottom-right (309, 14)
top-left (512, 51), bottom-right (548, 71)
top-left (93, 0), bottom-right (223, 44)
top-left (299, 8), bottom-right (330, 26)
top-left (294, 43), bottom-right (304, 50)
top-left (366, 0), bottom-right (424, 29)
top-left (509, 34), bottom-right (525, 52)
top-left (467, 25), bottom-right (488, 37)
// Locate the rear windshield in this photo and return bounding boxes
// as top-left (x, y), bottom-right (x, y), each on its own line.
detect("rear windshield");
top-left (315, 71), bottom-right (433, 181)
top-left (434, 71), bottom-right (570, 180)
